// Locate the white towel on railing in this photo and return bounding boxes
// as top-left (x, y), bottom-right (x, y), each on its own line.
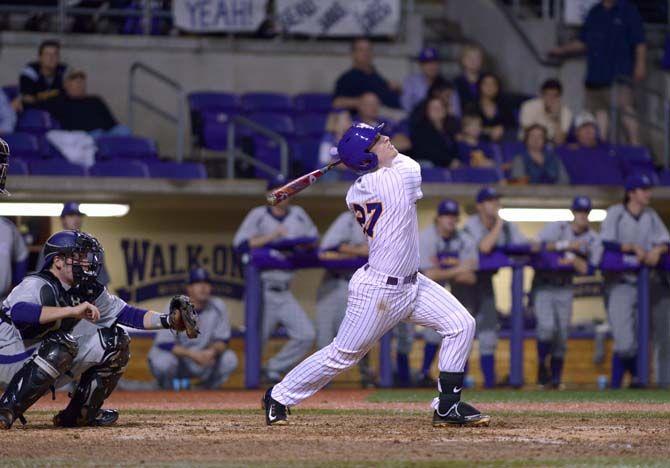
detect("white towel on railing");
top-left (46, 130), bottom-right (97, 169)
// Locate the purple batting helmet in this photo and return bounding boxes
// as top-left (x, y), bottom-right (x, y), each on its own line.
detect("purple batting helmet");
top-left (336, 122), bottom-right (384, 173)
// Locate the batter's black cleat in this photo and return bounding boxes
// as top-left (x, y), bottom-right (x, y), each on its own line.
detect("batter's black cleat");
top-left (0, 408), bottom-right (14, 430)
top-left (432, 401), bottom-right (491, 427)
top-left (262, 387), bottom-right (289, 426)
top-left (53, 408), bottom-right (119, 428)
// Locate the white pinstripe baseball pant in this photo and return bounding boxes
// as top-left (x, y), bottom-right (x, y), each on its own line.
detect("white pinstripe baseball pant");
top-left (272, 266), bottom-right (475, 406)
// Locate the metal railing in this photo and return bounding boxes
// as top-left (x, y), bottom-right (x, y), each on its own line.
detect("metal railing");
top-left (226, 116), bottom-right (289, 180)
top-left (128, 62), bottom-right (186, 162)
top-left (610, 75), bottom-right (670, 169)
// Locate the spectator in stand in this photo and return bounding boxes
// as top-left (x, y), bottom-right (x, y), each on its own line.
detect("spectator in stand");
top-left (333, 37), bottom-right (401, 112)
top-left (401, 46), bottom-right (461, 116)
top-left (354, 92), bottom-right (411, 153)
top-left (473, 73), bottom-right (515, 143)
top-left (18, 40), bottom-right (68, 111)
top-left (409, 80), bottom-right (461, 129)
top-left (569, 112), bottom-right (605, 150)
top-left (318, 109), bottom-right (352, 181)
top-left (410, 97), bottom-right (459, 169)
top-left (0, 217), bottom-right (28, 301)
top-left (550, 0), bottom-right (645, 145)
top-left (0, 92), bottom-right (16, 134)
top-left (456, 113), bottom-right (495, 168)
top-left (454, 43), bottom-right (484, 113)
top-left (45, 69), bottom-right (131, 136)
top-left (519, 79), bottom-right (573, 144)
top-left (510, 124), bottom-right (569, 184)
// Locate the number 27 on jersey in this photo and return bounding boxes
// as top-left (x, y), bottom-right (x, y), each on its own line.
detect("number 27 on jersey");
top-left (352, 202), bottom-right (383, 238)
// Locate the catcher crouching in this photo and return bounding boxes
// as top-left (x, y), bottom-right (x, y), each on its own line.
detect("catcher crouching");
top-left (0, 230), bottom-right (199, 429)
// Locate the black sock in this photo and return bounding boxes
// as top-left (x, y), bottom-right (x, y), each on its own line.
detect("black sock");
top-left (438, 371), bottom-right (464, 413)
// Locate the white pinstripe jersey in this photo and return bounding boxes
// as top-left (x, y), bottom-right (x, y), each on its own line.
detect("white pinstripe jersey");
top-left (345, 154), bottom-right (422, 277)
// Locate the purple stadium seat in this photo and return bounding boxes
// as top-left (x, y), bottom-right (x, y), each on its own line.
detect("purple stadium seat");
top-left (241, 93), bottom-right (293, 113)
top-left (450, 167), bottom-right (501, 183)
top-left (188, 92), bottom-right (239, 113)
top-left (29, 160), bottom-right (87, 176)
top-left (1, 133), bottom-right (42, 159)
top-left (293, 93), bottom-right (333, 113)
top-left (611, 144), bottom-right (656, 180)
top-left (16, 109), bottom-right (59, 134)
top-left (421, 167), bottom-right (451, 183)
top-left (198, 110), bottom-right (239, 150)
top-left (89, 160), bottom-right (149, 177)
top-left (147, 161), bottom-right (207, 179)
top-left (501, 141), bottom-right (526, 164)
top-left (291, 137), bottom-right (322, 171)
top-left (2, 85), bottom-right (18, 102)
top-left (249, 112), bottom-right (295, 136)
top-left (658, 170), bottom-right (670, 186)
top-left (295, 113), bottom-right (327, 137)
top-left (95, 136), bottom-right (158, 160)
top-left (556, 146), bottom-right (624, 185)
top-left (7, 158), bottom-right (28, 175)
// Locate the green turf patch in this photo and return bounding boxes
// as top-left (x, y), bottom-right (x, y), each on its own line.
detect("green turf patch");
top-left (367, 388), bottom-right (670, 404)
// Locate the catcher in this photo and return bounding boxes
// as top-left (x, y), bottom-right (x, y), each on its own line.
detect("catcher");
top-left (0, 230), bottom-right (198, 429)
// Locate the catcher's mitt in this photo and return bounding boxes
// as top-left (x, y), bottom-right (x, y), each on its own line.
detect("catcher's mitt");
top-left (169, 295), bottom-right (199, 338)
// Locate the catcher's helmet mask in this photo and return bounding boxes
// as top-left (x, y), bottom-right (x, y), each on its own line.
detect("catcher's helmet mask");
top-left (43, 230), bottom-right (103, 285)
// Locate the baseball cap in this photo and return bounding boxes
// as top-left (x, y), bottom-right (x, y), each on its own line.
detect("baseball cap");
top-left (437, 198), bottom-right (459, 216)
top-left (625, 173), bottom-right (653, 192)
top-left (188, 267), bottom-right (211, 285)
top-left (267, 174), bottom-right (287, 191)
top-left (574, 111), bottom-right (597, 129)
top-left (476, 186), bottom-right (501, 203)
top-left (418, 47), bottom-right (439, 63)
top-left (571, 195), bottom-right (592, 212)
top-left (61, 201), bottom-right (84, 217)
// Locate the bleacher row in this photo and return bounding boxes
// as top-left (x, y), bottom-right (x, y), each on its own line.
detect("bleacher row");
top-left (4, 86), bottom-right (670, 185)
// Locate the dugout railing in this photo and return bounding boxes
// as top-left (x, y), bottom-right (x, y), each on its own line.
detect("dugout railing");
top-left (241, 245), bottom-right (658, 389)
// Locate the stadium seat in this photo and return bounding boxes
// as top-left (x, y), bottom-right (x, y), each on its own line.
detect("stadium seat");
top-left (421, 167), bottom-right (451, 183)
top-left (89, 160), bottom-right (149, 177)
top-left (658, 170), bottom-right (670, 186)
top-left (2, 85), bottom-right (18, 102)
top-left (291, 137), bottom-right (322, 172)
top-left (16, 109), bottom-right (59, 134)
top-left (147, 161), bottom-right (207, 179)
top-left (29, 159), bottom-right (87, 176)
top-left (556, 146), bottom-right (624, 185)
top-left (7, 158), bottom-right (28, 175)
top-left (95, 136), bottom-right (158, 160)
top-left (248, 112), bottom-right (295, 136)
top-left (450, 167), bottom-right (501, 183)
top-left (241, 93), bottom-right (293, 113)
top-left (611, 144), bottom-right (657, 180)
top-left (501, 141), bottom-right (526, 165)
top-left (294, 113), bottom-right (327, 137)
top-left (293, 93), bottom-right (333, 114)
top-left (1, 133), bottom-right (42, 159)
top-left (188, 92), bottom-right (239, 113)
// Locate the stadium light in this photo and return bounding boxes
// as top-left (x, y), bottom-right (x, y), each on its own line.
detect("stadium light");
top-left (499, 208), bottom-right (607, 223)
top-left (0, 203), bottom-right (130, 217)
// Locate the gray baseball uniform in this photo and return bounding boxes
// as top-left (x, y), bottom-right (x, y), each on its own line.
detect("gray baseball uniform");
top-left (0, 218), bottom-right (28, 299)
top-left (233, 205), bottom-right (317, 377)
top-left (533, 221), bottom-right (602, 357)
top-left (0, 275), bottom-right (128, 388)
top-left (148, 297), bottom-right (237, 389)
top-left (600, 204), bottom-right (670, 360)
top-left (461, 215), bottom-right (527, 356)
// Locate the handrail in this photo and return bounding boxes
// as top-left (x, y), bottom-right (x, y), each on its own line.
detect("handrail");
top-left (494, 0), bottom-right (561, 68)
top-left (128, 62), bottom-right (186, 162)
top-left (226, 115), bottom-right (289, 179)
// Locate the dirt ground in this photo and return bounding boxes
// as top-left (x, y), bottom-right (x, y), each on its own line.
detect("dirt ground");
top-left (1, 390), bottom-right (668, 466)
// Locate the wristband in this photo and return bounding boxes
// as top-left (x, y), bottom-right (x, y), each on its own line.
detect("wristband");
top-left (160, 314), bottom-right (171, 329)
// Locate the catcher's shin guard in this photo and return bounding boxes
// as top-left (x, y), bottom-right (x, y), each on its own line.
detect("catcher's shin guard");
top-left (54, 326), bottom-right (130, 427)
top-left (0, 331), bottom-right (78, 429)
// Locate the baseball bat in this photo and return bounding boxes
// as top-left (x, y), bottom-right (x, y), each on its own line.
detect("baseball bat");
top-left (266, 159), bottom-right (341, 206)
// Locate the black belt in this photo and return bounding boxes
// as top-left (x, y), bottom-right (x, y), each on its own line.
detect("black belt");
top-left (266, 284), bottom-right (289, 293)
top-left (364, 265), bottom-right (418, 286)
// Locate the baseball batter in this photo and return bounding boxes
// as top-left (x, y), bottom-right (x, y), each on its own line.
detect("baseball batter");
top-left (600, 174), bottom-right (670, 388)
top-left (532, 196), bottom-right (602, 389)
top-left (263, 122), bottom-right (489, 427)
top-left (316, 211), bottom-right (374, 387)
top-left (233, 178), bottom-right (318, 383)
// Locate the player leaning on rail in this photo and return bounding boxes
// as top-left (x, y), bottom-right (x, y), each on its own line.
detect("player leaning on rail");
top-left (0, 228), bottom-right (199, 429)
top-left (263, 123), bottom-right (490, 428)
